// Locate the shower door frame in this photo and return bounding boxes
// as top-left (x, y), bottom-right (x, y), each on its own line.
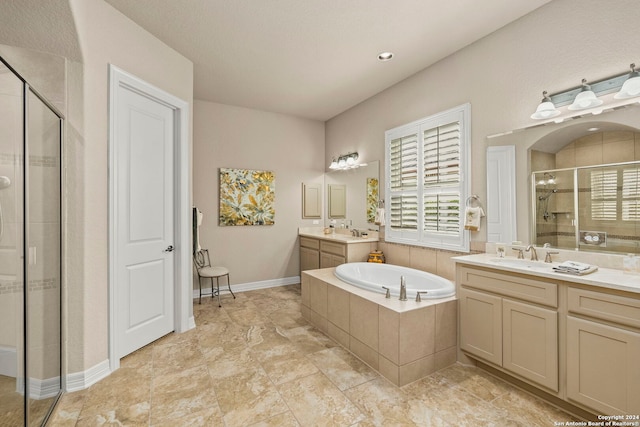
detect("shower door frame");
top-left (0, 55), bottom-right (65, 427)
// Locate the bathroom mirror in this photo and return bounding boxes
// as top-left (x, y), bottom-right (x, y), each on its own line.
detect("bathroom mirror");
top-left (488, 103), bottom-right (640, 254)
top-left (325, 160), bottom-right (379, 230)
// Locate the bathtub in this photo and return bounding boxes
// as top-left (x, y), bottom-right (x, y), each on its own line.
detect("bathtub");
top-left (334, 262), bottom-right (455, 299)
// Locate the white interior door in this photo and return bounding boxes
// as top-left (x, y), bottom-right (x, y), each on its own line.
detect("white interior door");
top-left (116, 84), bottom-right (175, 358)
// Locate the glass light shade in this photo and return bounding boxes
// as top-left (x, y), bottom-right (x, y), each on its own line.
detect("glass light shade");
top-left (614, 75), bottom-right (640, 99)
top-left (530, 101), bottom-right (560, 120)
top-left (568, 90), bottom-right (603, 110)
top-left (346, 156), bottom-right (356, 166)
top-left (329, 159), bottom-right (338, 169)
top-left (338, 158), bottom-right (346, 168)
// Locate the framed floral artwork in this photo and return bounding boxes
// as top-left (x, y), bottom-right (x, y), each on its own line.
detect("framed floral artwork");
top-left (366, 177), bottom-right (378, 223)
top-left (219, 168), bottom-right (275, 226)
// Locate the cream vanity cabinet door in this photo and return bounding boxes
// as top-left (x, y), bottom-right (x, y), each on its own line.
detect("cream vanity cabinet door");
top-left (502, 299), bottom-right (558, 391)
top-left (300, 237), bottom-right (320, 272)
top-left (320, 241), bottom-right (347, 268)
top-left (459, 287), bottom-right (503, 366)
top-left (566, 287), bottom-right (640, 415)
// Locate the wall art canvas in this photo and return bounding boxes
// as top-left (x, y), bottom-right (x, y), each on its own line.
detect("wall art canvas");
top-left (367, 177), bottom-right (378, 223)
top-left (219, 168), bottom-right (275, 226)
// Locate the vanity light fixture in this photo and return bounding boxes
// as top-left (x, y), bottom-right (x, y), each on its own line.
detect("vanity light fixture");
top-left (614, 63), bottom-right (640, 99)
top-left (568, 79), bottom-right (603, 111)
top-left (378, 52), bottom-right (394, 61)
top-left (530, 91), bottom-right (560, 119)
top-left (531, 62), bottom-right (640, 120)
top-left (329, 152), bottom-right (361, 170)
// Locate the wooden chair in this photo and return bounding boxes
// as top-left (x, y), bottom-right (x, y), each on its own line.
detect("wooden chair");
top-left (193, 249), bottom-right (235, 306)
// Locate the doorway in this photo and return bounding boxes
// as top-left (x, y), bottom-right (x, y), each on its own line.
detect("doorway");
top-left (108, 65), bottom-right (192, 371)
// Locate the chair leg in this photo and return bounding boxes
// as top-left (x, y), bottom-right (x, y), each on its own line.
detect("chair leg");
top-left (226, 274), bottom-right (235, 299)
top-left (198, 276), bottom-right (203, 304)
top-left (216, 277), bottom-right (221, 307)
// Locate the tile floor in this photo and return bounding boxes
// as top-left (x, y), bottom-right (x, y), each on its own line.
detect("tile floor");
top-left (49, 284), bottom-right (579, 426)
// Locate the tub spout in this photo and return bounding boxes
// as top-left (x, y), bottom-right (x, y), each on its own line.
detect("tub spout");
top-left (399, 276), bottom-right (407, 301)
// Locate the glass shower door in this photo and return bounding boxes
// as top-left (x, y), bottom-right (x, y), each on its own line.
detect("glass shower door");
top-left (25, 89), bottom-right (62, 426)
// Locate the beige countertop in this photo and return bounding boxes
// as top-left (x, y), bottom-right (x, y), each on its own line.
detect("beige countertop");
top-left (454, 253), bottom-right (640, 295)
top-left (298, 227), bottom-right (379, 244)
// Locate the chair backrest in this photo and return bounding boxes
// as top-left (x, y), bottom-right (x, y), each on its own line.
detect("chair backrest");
top-left (193, 249), bottom-right (211, 270)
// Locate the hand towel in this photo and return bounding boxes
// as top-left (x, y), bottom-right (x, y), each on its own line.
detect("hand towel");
top-left (374, 208), bottom-right (385, 226)
top-left (464, 206), bottom-right (484, 231)
top-left (193, 206), bottom-right (204, 252)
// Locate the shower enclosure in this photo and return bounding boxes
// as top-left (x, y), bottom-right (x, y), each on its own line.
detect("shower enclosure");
top-left (0, 57), bottom-right (63, 425)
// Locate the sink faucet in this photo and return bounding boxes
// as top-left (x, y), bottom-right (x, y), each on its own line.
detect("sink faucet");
top-left (399, 276), bottom-right (407, 301)
top-left (351, 229), bottom-right (360, 237)
top-left (526, 245), bottom-right (538, 261)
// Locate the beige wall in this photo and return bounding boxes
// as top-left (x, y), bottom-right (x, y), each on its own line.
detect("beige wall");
top-left (66, 0), bottom-right (193, 373)
top-left (325, 0), bottom-right (640, 250)
top-left (193, 100), bottom-right (325, 285)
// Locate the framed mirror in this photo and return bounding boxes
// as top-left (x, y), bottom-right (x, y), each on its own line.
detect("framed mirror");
top-left (324, 160), bottom-right (379, 230)
top-left (488, 103), bottom-right (640, 254)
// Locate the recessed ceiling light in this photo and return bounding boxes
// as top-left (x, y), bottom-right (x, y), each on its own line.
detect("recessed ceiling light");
top-left (378, 52), bottom-right (393, 61)
top-left (587, 127), bottom-right (600, 132)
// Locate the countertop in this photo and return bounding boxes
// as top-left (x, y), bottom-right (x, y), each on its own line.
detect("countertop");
top-left (298, 227), bottom-right (379, 244)
top-left (454, 253), bottom-right (640, 295)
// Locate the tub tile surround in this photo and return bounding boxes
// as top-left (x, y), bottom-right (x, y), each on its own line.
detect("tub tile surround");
top-left (302, 268), bottom-right (457, 386)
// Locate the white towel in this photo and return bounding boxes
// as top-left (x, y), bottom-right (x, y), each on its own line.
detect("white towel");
top-left (195, 207), bottom-right (204, 251)
top-left (464, 206), bottom-right (484, 231)
top-left (374, 208), bottom-right (385, 226)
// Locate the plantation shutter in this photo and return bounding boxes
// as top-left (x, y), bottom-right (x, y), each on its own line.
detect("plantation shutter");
top-left (622, 167), bottom-right (640, 221)
top-left (385, 104), bottom-right (470, 252)
top-left (590, 170), bottom-right (617, 220)
top-left (389, 133), bottom-right (418, 230)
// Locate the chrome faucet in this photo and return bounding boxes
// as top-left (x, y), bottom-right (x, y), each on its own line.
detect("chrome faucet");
top-left (399, 276), bottom-right (407, 301)
top-left (351, 229), bottom-right (361, 237)
top-left (525, 245), bottom-right (538, 261)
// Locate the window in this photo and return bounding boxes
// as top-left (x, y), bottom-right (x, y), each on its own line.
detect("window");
top-left (385, 104), bottom-right (470, 252)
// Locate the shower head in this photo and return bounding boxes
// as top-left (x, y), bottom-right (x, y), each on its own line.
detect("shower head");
top-left (0, 176), bottom-right (11, 189)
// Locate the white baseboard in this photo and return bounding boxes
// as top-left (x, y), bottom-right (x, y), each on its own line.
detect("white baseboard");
top-left (66, 359), bottom-right (111, 393)
top-left (192, 275), bottom-right (300, 299)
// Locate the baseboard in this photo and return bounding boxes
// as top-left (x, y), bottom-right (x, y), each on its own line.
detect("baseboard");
top-left (66, 359), bottom-right (111, 393)
top-left (192, 275), bottom-right (300, 299)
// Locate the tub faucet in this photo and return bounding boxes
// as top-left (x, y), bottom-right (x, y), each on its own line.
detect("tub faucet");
top-left (399, 276), bottom-right (407, 301)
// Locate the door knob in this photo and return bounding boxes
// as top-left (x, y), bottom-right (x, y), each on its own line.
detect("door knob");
top-left (164, 245), bottom-right (174, 252)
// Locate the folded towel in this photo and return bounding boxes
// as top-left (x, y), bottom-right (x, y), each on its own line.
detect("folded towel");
top-left (552, 260), bottom-right (598, 275)
top-left (375, 208), bottom-right (386, 226)
top-left (464, 207), bottom-right (485, 231)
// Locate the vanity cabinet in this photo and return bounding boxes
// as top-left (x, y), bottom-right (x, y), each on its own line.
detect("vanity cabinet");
top-left (566, 287), bottom-right (640, 415)
top-left (458, 266), bottom-right (559, 392)
top-left (300, 237), bottom-right (320, 271)
top-left (299, 235), bottom-right (377, 273)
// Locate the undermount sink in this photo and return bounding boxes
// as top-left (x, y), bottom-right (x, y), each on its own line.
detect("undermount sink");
top-left (489, 258), bottom-right (553, 270)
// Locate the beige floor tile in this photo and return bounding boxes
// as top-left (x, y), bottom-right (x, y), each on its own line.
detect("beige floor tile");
top-left (345, 377), bottom-right (431, 426)
top-left (307, 346), bottom-right (379, 391)
top-left (50, 284), bottom-right (583, 426)
top-left (247, 410), bottom-right (301, 426)
top-left (278, 371), bottom-right (366, 426)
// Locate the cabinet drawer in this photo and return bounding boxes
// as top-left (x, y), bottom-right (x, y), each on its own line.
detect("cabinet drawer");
top-left (300, 237), bottom-right (320, 250)
top-left (320, 241), bottom-right (346, 257)
top-left (458, 266), bottom-right (557, 307)
top-left (568, 287), bottom-right (640, 329)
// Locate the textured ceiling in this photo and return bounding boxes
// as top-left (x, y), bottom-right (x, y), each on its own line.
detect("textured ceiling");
top-left (105, 0), bottom-right (550, 121)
